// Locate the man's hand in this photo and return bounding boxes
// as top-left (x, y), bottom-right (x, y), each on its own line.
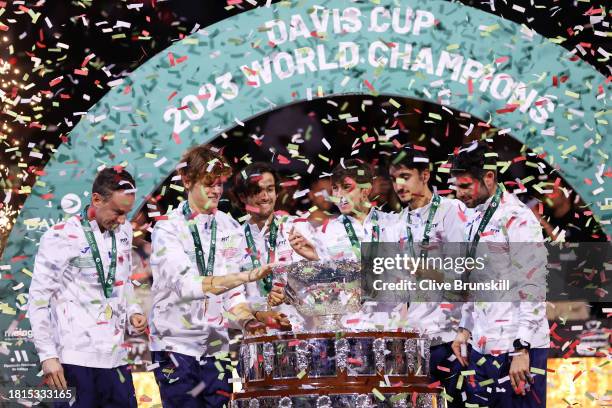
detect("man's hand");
top-left (288, 228), bottom-right (319, 261)
top-left (509, 349), bottom-right (532, 395)
top-left (129, 313), bottom-right (148, 335)
top-left (256, 311), bottom-right (292, 331)
top-left (244, 318), bottom-right (267, 336)
top-left (451, 328), bottom-right (471, 367)
top-left (42, 358), bottom-right (67, 390)
top-left (268, 285), bottom-right (286, 307)
top-left (247, 263), bottom-right (275, 283)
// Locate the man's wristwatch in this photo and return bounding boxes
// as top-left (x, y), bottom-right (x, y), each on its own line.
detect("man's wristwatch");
top-left (513, 338), bottom-right (530, 351)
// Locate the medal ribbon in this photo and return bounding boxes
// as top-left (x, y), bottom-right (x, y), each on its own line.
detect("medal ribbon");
top-left (405, 194), bottom-right (441, 258)
top-left (80, 206), bottom-right (116, 298)
top-left (466, 186), bottom-right (502, 258)
top-left (343, 210), bottom-right (379, 257)
top-left (183, 203), bottom-right (217, 276)
top-left (244, 217), bottom-right (278, 294)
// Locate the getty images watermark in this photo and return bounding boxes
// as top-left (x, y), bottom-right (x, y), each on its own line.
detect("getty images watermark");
top-left (360, 242), bottom-right (612, 304)
top-left (370, 252), bottom-right (511, 293)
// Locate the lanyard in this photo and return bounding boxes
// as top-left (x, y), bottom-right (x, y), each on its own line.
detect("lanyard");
top-left (80, 206), bottom-right (116, 298)
top-left (183, 203), bottom-right (217, 276)
top-left (244, 217), bottom-right (279, 294)
top-left (466, 187), bottom-right (502, 258)
top-left (405, 194), bottom-right (441, 258)
top-left (343, 210), bottom-right (379, 257)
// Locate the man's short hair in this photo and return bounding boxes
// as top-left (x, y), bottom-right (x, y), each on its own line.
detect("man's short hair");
top-left (234, 162), bottom-right (279, 199)
top-left (389, 145), bottom-right (430, 172)
top-left (92, 167), bottom-right (136, 199)
top-left (451, 141), bottom-right (497, 180)
top-left (331, 159), bottom-right (372, 186)
top-left (178, 145), bottom-right (232, 186)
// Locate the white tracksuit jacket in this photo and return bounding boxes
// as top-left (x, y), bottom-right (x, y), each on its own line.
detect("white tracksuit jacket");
top-left (242, 214), bottom-right (314, 331)
top-left (310, 208), bottom-right (402, 330)
top-left (148, 202), bottom-right (247, 358)
top-left (28, 216), bottom-right (142, 368)
top-left (386, 195), bottom-right (467, 345)
top-left (460, 191), bottom-right (549, 354)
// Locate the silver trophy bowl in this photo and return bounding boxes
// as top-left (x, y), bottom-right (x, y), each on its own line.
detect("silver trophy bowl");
top-left (272, 260), bottom-right (362, 330)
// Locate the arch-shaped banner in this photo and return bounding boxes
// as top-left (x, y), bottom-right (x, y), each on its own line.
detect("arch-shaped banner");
top-left (0, 0), bottom-right (609, 384)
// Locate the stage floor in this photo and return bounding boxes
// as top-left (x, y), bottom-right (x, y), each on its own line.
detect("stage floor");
top-left (132, 357), bottom-right (610, 407)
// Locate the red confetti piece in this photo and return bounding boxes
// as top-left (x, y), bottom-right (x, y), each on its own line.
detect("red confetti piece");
top-left (477, 336), bottom-right (487, 348)
top-left (321, 217), bottom-right (330, 233)
top-left (130, 273), bottom-right (149, 281)
top-left (243, 67), bottom-right (257, 76)
top-left (172, 132), bottom-right (182, 144)
top-left (347, 358), bottom-right (363, 366)
top-left (526, 267), bottom-right (537, 280)
top-left (216, 390), bottom-right (231, 398)
top-left (457, 209), bottom-right (467, 222)
top-left (277, 154), bottom-right (290, 164)
top-left (496, 104), bottom-right (520, 114)
top-left (49, 76), bottom-right (63, 87)
top-left (245, 204), bottom-right (260, 213)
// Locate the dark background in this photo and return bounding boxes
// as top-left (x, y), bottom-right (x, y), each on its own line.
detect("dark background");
top-left (0, 0), bottom-right (610, 253)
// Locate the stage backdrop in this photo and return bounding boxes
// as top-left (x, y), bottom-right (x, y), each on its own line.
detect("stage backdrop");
top-left (0, 0), bottom-right (609, 389)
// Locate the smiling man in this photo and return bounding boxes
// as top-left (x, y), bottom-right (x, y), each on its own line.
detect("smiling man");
top-left (149, 146), bottom-right (275, 408)
top-left (234, 162), bottom-right (316, 331)
top-left (28, 167), bottom-right (146, 408)
top-left (285, 159), bottom-right (399, 330)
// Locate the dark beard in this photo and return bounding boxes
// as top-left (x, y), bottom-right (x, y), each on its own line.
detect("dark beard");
top-left (473, 184), bottom-right (494, 207)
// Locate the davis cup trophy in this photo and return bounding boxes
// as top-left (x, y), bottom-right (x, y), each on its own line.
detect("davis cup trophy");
top-left (233, 260), bottom-right (441, 408)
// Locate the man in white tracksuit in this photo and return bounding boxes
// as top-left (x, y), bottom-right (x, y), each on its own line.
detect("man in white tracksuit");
top-left (451, 142), bottom-right (549, 407)
top-left (29, 167), bottom-right (147, 408)
top-left (149, 145), bottom-right (273, 408)
top-left (385, 145), bottom-right (467, 407)
top-left (234, 162), bottom-right (316, 332)
top-left (285, 159), bottom-right (399, 330)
